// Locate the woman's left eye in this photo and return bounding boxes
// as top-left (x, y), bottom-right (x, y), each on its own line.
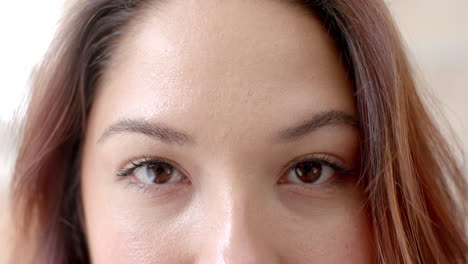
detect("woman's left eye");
top-left (284, 161), bottom-right (337, 185)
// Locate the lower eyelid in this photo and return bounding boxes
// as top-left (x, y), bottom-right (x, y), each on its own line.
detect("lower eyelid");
top-left (283, 171), bottom-right (338, 185)
top-left (123, 178), bottom-right (190, 198)
top-left (282, 174), bottom-right (345, 195)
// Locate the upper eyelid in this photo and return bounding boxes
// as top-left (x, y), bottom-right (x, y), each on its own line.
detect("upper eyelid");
top-left (291, 153), bottom-right (345, 167)
top-left (118, 156), bottom-right (191, 179)
top-left (121, 156), bottom-right (172, 170)
top-left (117, 157), bottom-right (166, 177)
top-left (131, 157), bottom-right (165, 167)
top-left (277, 153), bottom-right (350, 176)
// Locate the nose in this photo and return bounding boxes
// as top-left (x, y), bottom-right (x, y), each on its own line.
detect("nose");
top-left (195, 186), bottom-right (280, 264)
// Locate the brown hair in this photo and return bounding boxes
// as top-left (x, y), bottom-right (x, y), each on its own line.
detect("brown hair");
top-left (11, 0), bottom-right (467, 263)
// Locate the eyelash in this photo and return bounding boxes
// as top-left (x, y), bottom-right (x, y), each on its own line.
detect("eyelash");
top-left (281, 153), bottom-right (354, 178)
top-left (116, 157), bottom-right (170, 177)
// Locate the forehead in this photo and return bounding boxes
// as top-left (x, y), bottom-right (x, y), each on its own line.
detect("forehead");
top-left (94, 0), bottom-right (355, 141)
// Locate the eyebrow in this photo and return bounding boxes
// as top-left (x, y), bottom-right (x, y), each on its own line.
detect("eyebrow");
top-left (98, 119), bottom-right (194, 145)
top-left (274, 110), bottom-right (358, 142)
top-left (98, 110), bottom-right (357, 145)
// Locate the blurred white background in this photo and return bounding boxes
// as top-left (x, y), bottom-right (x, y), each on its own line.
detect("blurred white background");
top-left (0, 0), bottom-right (65, 185)
top-left (0, 0), bottom-right (467, 261)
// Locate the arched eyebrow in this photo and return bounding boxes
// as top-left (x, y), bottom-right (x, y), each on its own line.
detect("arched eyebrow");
top-left (273, 110), bottom-right (358, 143)
top-left (98, 110), bottom-right (357, 145)
top-left (97, 119), bottom-right (194, 145)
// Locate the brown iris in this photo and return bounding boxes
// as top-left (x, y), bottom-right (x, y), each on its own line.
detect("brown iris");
top-left (294, 161), bottom-right (322, 183)
top-left (149, 163), bottom-right (174, 184)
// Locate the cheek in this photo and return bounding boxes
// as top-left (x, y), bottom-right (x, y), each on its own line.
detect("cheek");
top-left (274, 185), bottom-right (375, 263)
top-left (281, 210), bottom-right (374, 263)
top-left (84, 203), bottom-right (195, 264)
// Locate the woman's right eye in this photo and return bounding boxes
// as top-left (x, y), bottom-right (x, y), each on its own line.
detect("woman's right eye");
top-left (117, 159), bottom-right (186, 185)
top-left (134, 162), bottom-right (184, 184)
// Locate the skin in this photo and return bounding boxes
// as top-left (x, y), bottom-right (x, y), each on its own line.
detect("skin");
top-left (80, 0), bottom-right (375, 263)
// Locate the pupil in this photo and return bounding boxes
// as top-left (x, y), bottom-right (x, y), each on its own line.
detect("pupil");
top-left (156, 166), bottom-right (165, 174)
top-left (151, 163), bottom-right (173, 184)
top-left (295, 162), bottom-right (322, 183)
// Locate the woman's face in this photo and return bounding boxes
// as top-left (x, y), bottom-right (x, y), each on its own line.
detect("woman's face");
top-left (81, 0), bottom-right (374, 263)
